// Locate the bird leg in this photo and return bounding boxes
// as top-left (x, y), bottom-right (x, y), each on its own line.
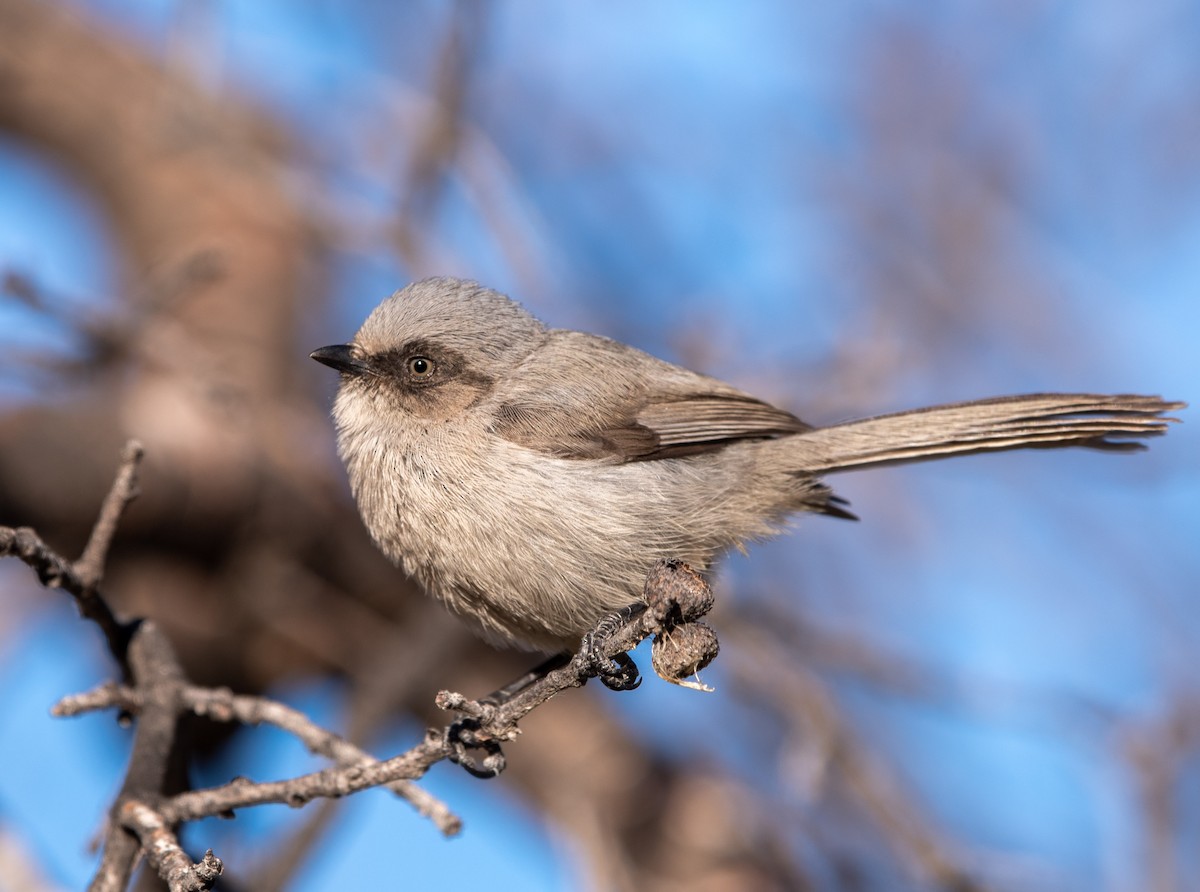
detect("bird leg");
top-left (582, 603), bottom-right (647, 691)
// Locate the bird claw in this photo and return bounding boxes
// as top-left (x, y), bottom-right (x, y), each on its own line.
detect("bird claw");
top-left (583, 625), bottom-right (642, 691)
top-left (599, 652), bottom-right (642, 691)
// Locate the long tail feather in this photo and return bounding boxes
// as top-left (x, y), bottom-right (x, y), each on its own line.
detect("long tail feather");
top-left (794, 393), bottom-right (1185, 474)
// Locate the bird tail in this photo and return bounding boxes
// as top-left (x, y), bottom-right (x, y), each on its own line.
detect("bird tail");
top-left (792, 393), bottom-right (1184, 474)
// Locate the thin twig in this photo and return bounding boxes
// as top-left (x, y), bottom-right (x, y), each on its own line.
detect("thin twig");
top-left (74, 440), bottom-right (143, 591)
top-left (118, 800), bottom-right (222, 892)
top-left (52, 681), bottom-right (463, 835)
top-left (156, 581), bottom-right (699, 824)
top-left (0, 524), bottom-right (131, 669)
top-left (184, 686), bottom-right (462, 835)
top-left (47, 566), bottom-right (707, 845)
top-left (0, 441), bottom-right (144, 668)
top-left (52, 682), bottom-right (140, 717)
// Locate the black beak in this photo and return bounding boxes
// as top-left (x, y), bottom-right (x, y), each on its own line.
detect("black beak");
top-left (310, 344), bottom-right (369, 376)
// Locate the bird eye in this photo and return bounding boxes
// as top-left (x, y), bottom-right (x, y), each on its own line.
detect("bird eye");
top-left (406, 356), bottom-right (434, 377)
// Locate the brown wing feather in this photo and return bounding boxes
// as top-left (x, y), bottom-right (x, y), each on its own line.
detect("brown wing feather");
top-left (488, 329), bottom-right (813, 462)
top-left (493, 392), bottom-right (810, 462)
top-left (634, 393), bottom-right (811, 457)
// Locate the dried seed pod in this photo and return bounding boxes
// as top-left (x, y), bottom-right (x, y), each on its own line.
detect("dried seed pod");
top-left (651, 621), bottom-right (720, 692)
top-left (643, 559), bottom-right (715, 627)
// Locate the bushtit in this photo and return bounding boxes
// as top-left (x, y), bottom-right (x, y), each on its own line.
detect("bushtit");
top-left (312, 277), bottom-right (1183, 655)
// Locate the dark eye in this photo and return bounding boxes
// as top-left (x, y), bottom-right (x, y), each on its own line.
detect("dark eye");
top-left (406, 356), bottom-right (434, 377)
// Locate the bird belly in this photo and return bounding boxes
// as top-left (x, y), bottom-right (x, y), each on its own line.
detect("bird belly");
top-left (353, 433), bottom-right (797, 652)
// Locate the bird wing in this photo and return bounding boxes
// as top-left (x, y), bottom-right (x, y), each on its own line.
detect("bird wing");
top-left (487, 330), bottom-right (810, 462)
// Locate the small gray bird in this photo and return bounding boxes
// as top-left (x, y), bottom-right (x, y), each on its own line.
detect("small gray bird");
top-left (312, 277), bottom-right (1183, 655)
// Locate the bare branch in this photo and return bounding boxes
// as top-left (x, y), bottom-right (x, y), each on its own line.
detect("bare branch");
top-left (117, 801), bottom-right (222, 892)
top-left (158, 566), bottom-right (713, 827)
top-left (0, 442), bottom-right (141, 667)
top-left (52, 681), bottom-right (462, 835)
top-left (74, 440), bottom-right (143, 591)
top-left (52, 682), bottom-right (139, 717)
top-left (0, 524), bottom-right (133, 668)
top-left (0, 525), bottom-right (83, 591)
top-left (182, 686), bottom-right (462, 836)
top-left (89, 826), bottom-right (140, 892)
top-left (159, 593), bottom-right (677, 820)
